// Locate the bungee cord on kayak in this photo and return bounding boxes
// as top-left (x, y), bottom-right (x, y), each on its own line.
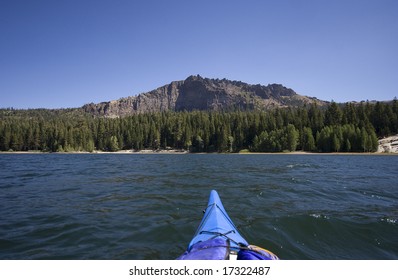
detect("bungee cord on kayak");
top-left (198, 230), bottom-right (242, 247)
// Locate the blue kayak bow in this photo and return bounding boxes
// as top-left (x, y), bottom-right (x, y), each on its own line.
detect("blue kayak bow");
top-left (177, 190), bottom-right (279, 260)
top-left (188, 190), bottom-right (249, 250)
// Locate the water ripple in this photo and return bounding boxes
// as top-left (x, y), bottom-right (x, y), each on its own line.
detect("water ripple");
top-left (0, 154), bottom-right (397, 259)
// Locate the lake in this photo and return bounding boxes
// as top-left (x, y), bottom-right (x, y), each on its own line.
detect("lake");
top-left (0, 154), bottom-right (397, 259)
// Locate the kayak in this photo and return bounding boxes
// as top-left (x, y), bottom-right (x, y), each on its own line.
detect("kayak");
top-left (177, 190), bottom-right (279, 260)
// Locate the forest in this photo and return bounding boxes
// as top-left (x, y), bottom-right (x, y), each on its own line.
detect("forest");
top-left (0, 100), bottom-right (397, 153)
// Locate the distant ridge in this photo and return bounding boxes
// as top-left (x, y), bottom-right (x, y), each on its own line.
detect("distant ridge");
top-left (83, 75), bottom-right (326, 117)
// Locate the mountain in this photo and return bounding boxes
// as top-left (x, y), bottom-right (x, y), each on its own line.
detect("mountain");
top-left (82, 75), bottom-right (326, 117)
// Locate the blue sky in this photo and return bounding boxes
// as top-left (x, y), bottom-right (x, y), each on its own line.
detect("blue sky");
top-left (1, 0), bottom-right (397, 109)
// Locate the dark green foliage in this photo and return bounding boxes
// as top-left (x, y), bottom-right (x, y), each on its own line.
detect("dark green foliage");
top-left (325, 101), bottom-right (343, 126)
top-left (302, 127), bottom-right (316, 151)
top-left (252, 124), bottom-right (299, 152)
top-left (0, 101), bottom-right (397, 153)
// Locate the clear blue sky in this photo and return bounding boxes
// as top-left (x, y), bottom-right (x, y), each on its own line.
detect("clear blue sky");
top-left (1, 0), bottom-right (397, 109)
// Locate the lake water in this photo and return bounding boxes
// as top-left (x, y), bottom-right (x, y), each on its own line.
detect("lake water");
top-left (0, 154), bottom-right (397, 259)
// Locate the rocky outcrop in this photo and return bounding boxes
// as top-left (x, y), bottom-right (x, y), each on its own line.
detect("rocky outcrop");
top-left (83, 75), bottom-right (326, 117)
top-left (378, 135), bottom-right (398, 153)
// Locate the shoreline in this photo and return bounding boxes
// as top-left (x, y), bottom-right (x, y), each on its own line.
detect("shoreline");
top-left (1, 150), bottom-right (397, 155)
top-left (3, 135), bottom-right (397, 156)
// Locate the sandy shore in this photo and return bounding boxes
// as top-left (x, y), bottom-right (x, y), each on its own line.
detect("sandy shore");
top-left (93, 149), bottom-right (189, 154)
top-left (1, 150), bottom-right (397, 155)
top-left (0, 149), bottom-right (189, 154)
top-left (239, 151), bottom-right (397, 155)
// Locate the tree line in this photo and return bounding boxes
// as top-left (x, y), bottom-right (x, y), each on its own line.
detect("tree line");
top-left (0, 100), bottom-right (397, 153)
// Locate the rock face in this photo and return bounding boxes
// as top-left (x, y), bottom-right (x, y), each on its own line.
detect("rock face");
top-left (378, 135), bottom-right (398, 153)
top-left (83, 75), bottom-right (325, 117)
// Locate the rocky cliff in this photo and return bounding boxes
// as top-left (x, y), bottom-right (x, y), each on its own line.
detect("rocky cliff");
top-left (83, 75), bottom-right (325, 117)
top-left (378, 135), bottom-right (398, 153)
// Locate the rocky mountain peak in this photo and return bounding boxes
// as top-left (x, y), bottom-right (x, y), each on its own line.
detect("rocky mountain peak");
top-left (83, 76), bottom-right (325, 117)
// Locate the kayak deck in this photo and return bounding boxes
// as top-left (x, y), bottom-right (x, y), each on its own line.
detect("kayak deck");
top-left (188, 190), bottom-right (249, 250)
top-left (177, 190), bottom-right (279, 260)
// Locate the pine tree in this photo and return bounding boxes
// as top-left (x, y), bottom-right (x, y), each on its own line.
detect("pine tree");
top-left (285, 124), bottom-right (299, 151)
top-left (302, 127), bottom-right (316, 151)
top-left (308, 103), bottom-right (324, 134)
top-left (325, 102), bottom-right (343, 126)
top-left (108, 135), bottom-right (120, 151)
